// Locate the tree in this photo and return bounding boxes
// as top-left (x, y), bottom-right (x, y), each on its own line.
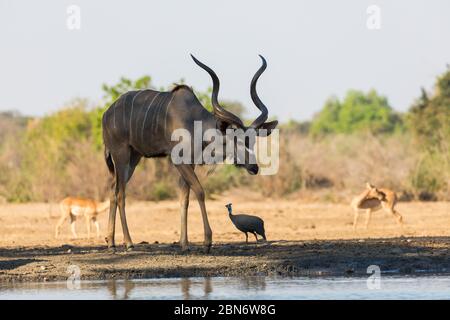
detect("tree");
top-left (20, 99), bottom-right (95, 202)
top-left (0, 111), bottom-right (29, 202)
top-left (310, 90), bottom-right (402, 135)
top-left (408, 67), bottom-right (450, 195)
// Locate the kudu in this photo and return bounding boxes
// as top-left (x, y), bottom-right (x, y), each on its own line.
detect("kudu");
top-left (102, 55), bottom-right (278, 252)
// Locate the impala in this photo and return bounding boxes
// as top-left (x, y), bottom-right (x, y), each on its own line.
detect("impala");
top-left (351, 182), bottom-right (403, 229)
top-left (55, 197), bottom-right (109, 239)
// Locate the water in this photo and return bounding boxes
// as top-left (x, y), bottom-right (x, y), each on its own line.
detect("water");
top-left (1, 276), bottom-right (450, 300)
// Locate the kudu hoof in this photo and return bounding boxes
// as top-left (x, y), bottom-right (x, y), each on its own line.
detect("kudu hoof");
top-left (125, 244), bottom-right (134, 252)
top-left (107, 246), bottom-right (116, 254)
top-left (204, 244), bottom-right (212, 254)
top-left (180, 244), bottom-right (190, 253)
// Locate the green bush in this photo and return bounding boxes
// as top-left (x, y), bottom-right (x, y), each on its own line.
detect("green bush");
top-left (310, 90), bottom-right (403, 136)
top-left (151, 182), bottom-right (174, 201)
top-left (408, 67), bottom-right (450, 197)
top-left (203, 166), bottom-right (242, 197)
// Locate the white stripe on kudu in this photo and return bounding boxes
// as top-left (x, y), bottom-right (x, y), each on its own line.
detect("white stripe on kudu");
top-left (129, 90), bottom-right (146, 138)
top-left (141, 92), bottom-right (160, 143)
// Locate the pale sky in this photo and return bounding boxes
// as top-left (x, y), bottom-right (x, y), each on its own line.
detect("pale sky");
top-left (0, 0), bottom-right (449, 121)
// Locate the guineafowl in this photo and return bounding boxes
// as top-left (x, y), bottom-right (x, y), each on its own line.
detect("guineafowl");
top-left (226, 203), bottom-right (266, 243)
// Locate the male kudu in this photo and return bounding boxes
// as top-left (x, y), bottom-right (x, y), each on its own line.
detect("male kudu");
top-left (102, 55), bottom-right (278, 252)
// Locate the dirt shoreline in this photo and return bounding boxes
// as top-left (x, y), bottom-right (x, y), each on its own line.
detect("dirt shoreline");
top-left (1, 200), bottom-right (449, 282)
top-left (2, 237), bottom-right (450, 282)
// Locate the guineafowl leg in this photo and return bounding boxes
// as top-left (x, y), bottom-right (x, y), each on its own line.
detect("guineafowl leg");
top-left (252, 232), bottom-right (258, 242)
top-left (178, 176), bottom-right (190, 251)
top-left (175, 164), bottom-right (212, 253)
top-left (245, 232), bottom-right (248, 243)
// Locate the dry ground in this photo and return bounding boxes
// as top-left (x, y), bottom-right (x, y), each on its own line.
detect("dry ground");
top-left (0, 195), bottom-right (449, 281)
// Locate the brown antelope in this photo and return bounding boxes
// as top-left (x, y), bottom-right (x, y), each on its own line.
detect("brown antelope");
top-left (55, 197), bottom-right (109, 239)
top-left (351, 182), bottom-right (403, 230)
top-left (102, 55), bottom-right (277, 252)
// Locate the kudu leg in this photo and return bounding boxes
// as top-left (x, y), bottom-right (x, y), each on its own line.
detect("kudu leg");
top-left (175, 164), bottom-right (212, 252)
top-left (117, 151), bottom-right (141, 249)
top-left (106, 174), bottom-right (119, 249)
top-left (106, 148), bottom-right (138, 250)
top-left (116, 163), bottom-right (133, 249)
top-left (178, 176), bottom-right (190, 251)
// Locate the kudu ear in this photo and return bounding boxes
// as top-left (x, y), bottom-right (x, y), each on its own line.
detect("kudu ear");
top-left (216, 119), bottom-right (247, 134)
top-left (216, 120), bottom-right (232, 133)
top-left (256, 120), bottom-right (278, 136)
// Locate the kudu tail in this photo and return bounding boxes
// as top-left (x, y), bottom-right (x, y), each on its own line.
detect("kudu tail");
top-left (104, 148), bottom-right (115, 175)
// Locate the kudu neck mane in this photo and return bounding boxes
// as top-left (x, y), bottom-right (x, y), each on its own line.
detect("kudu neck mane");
top-left (171, 84), bottom-right (193, 93)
